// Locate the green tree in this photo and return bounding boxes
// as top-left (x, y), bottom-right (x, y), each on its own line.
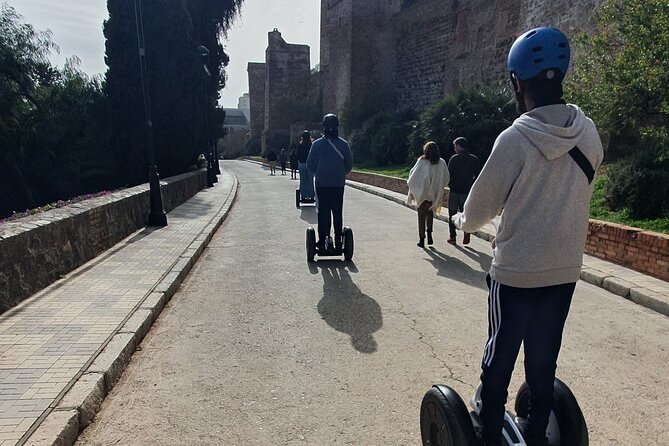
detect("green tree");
top-left (567, 0), bottom-right (669, 159)
top-left (567, 0), bottom-right (669, 219)
top-left (104, 0), bottom-right (243, 185)
top-left (408, 87), bottom-right (516, 164)
top-left (0, 5), bottom-right (112, 218)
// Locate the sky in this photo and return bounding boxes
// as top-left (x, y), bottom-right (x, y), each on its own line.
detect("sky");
top-left (10, 0), bottom-right (321, 107)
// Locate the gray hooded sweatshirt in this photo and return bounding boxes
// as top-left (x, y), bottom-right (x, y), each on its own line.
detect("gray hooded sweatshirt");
top-left (453, 104), bottom-right (604, 288)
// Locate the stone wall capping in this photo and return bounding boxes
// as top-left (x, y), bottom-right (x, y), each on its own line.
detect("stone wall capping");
top-left (0, 170), bottom-right (207, 313)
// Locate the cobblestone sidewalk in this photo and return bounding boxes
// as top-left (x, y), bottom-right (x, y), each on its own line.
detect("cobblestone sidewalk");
top-left (0, 170), bottom-right (237, 446)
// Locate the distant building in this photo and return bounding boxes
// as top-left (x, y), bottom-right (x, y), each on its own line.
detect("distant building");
top-left (248, 29), bottom-right (311, 153)
top-left (220, 100), bottom-right (251, 158)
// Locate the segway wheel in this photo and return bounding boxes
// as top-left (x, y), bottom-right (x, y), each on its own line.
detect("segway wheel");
top-left (514, 378), bottom-right (588, 446)
top-left (343, 226), bottom-right (354, 261)
top-left (420, 385), bottom-right (479, 446)
top-left (306, 227), bottom-right (316, 262)
top-left (296, 189), bottom-right (301, 208)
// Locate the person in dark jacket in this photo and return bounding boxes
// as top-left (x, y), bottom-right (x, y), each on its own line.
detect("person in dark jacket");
top-left (266, 149), bottom-right (278, 175)
top-left (297, 131), bottom-right (315, 199)
top-left (447, 137), bottom-right (481, 244)
top-left (289, 149), bottom-right (299, 179)
top-left (307, 114), bottom-right (353, 250)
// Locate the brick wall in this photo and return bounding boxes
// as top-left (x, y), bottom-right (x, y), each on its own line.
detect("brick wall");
top-left (586, 220), bottom-right (669, 281)
top-left (350, 171), bottom-right (669, 282)
top-left (0, 170), bottom-right (207, 313)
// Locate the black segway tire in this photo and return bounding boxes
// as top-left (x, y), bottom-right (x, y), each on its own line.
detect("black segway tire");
top-left (306, 227), bottom-right (316, 262)
top-left (420, 385), bottom-right (479, 446)
top-left (296, 189), bottom-right (301, 208)
top-left (514, 378), bottom-right (588, 446)
top-left (343, 226), bottom-right (354, 261)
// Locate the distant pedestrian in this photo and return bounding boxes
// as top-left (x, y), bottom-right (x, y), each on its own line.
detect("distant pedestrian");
top-left (267, 149), bottom-right (277, 175)
top-left (298, 131), bottom-right (315, 199)
top-left (279, 149), bottom-right (288, 175)
top-left (447, 137), bottom-right (480, 245)
top-left (407, 141), bottom-right (450, 248)
top-left (289, 149), bottom-right (299, 179)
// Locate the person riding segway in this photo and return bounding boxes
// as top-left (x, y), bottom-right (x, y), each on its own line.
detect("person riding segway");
top-left (305, 114), bottom-right (354, 261)
top-left (421, 27), bottom-right (603, 446)
top-left (296, 130), bottom-right (316, 208)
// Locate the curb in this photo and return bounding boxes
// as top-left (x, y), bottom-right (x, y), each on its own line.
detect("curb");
top-left (344, 179), bottom-right (668, 318)
top-left (24, 174), bottom-right (239, 446)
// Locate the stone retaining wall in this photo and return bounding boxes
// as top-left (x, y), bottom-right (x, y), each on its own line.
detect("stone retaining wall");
top-left (346, 170), bottom-right (450, 209)
top-left (349, 170), bottom-right (669, 282)
top-left (0, 170), bottom-right (207, 313)
top-left (586, 220), bottom-right (669, 282)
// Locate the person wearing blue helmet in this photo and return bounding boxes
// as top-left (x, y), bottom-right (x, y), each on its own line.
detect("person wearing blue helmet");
top-left (307, 114), bottom-right (353, 250)
top-left (451, 27), bottom-right (604, 446)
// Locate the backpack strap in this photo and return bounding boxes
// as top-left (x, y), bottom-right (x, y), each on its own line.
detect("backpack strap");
top-left (568, 146), bottom-right (595, 184)
top-left (326, 138), bottom-right (345, 160)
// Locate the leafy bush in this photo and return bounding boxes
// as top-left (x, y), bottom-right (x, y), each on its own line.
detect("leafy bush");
top-left (349, 108), bottom-right (417, 166)
top-left (244, 136), bottom-right (262, 156)
top-left (604, 146), bottom-right (669, 219)
top-left (567, 0), bottom-right (669, 160)
top-left (408, 87), bottom-right (516, 163)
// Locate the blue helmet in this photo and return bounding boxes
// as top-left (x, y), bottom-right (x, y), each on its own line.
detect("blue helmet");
top-left (507, 27), bottom-right (570, 81)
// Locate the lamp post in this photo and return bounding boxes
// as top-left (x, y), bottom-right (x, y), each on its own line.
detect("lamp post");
top-left (133, 0), bottom-right (167, 226)
top-left (196, 45), bottom-right (216, 187)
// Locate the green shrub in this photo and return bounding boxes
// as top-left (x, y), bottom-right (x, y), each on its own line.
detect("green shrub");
top-left (604, 147), bottom-right (669, 219)
top-left (408, 87), bottom-right (516, 164)
top-left (349, 108), bottom-right (417, 166)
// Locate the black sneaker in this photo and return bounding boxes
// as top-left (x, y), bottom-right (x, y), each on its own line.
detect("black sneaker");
top-left (427, 232), bottom-right (434, 245)
top-left (417, 239), bottom-right (425, 248)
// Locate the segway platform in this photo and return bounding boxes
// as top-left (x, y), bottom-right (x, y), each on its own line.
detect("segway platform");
top-left (420, 378), bottom-right (588, 446)
top-left (306, 226), bottom-right (354, 261)
top-left (296, 189), bottom-right (316, 208)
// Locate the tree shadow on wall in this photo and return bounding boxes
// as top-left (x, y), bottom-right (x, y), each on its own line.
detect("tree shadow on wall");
top-left (316, 262), bottom-right (382, 354)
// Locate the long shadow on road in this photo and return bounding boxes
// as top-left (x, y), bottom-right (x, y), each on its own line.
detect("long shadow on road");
top-left (312, 261), bottom-right (383, 354)
top-left (424, 246), bottom-right (491, 292)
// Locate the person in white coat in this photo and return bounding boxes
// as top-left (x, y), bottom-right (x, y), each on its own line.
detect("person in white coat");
top-left (407, 141), bottom-right (450, 248)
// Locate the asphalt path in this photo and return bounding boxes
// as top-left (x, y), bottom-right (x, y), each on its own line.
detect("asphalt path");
top-left (77, 160), bottom-right (669, 446)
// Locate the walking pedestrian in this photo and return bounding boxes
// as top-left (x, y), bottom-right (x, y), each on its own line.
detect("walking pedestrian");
top-left (407, 141), bottom-right (450, 248)
top-left (289, 149), bottom-right (299, 179)
top-left (307, 114), bottom-right (353, 250)
top-left (447, 137), bottom-right (480, 245)
top-left (450, 27), bottom-right (603, 446)
top-left (298, 131), bottom-right (315, 200)
top-left (279, 149), bottom-right (288, 175)
top-left (267, 149), bottom-right (277, 175)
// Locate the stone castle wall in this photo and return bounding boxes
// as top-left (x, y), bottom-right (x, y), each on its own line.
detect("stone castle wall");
top-left (247, 62), bottom-right (266, 140)
top-left (248, 30), bottom-right (311, 152)
top-left (321, 0), bottom-right (603, 113)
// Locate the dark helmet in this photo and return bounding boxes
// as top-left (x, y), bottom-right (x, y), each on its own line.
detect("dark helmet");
top-left (301, 130), bottom-right (311, 138)
top-left (322, 113), bottom-right (339, 131)
top-left (507, 27), bottom-right (570, 81)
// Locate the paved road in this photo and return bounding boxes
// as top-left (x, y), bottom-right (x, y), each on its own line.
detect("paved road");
top-left (76, 160), bottom-right (669, 446)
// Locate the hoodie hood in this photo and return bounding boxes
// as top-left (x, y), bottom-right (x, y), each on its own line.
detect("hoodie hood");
top-left (513, 104), bottom-right (594, 161)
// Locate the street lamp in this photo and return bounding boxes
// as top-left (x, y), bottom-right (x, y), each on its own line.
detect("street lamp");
top-left (196, 45), bottom-right (216, 187)
top-left (133, 0), bottom-right (167, 226)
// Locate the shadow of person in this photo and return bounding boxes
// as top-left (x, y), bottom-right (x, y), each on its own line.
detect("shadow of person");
top-left (317, 263), bottom-right (382, 354)
top-left (451, 244), bottom-right (493, 274)
top-left (424, 247), bottom-right (490, 291)
top-left (299, 206), bottom-right (318, 224)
